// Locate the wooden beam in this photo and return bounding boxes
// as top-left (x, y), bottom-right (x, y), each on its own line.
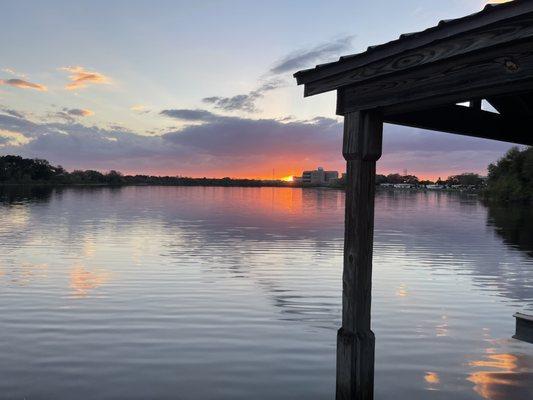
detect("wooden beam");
top-left (337, 41), bottom-right (533, 115)
top-left (513, 312), bottom-right (533, 343)
top-left (384, 105), bottom-right (533, 146)
top-left (487, 93), bottom-right (533, 116)
top-left (300, 12), bottom-right (533, 96)
top-left (337, 111), bottom-right (382, 400)
top-left (296, 2), bottom-right (533, 91)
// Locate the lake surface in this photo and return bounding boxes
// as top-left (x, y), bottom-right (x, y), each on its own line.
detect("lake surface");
top-left (0, 186), bottom-right (532, 400)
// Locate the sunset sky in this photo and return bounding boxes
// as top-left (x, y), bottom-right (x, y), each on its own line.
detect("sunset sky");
top-left (0, 0), bottom-right (517, 180)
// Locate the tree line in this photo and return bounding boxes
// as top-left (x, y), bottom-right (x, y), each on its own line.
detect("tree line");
top-left (0, 155), bottom-right (289, 187)
top-left (485, 146), bottom-right (533, 203)
top-left (375, 172), bottom-right (485, 187)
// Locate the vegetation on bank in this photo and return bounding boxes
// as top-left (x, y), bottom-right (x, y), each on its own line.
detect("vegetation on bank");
top-left (0, 155), bottom-right (290, 187)
top-left (375, 172), bottom-right (484, 187)
top-left (485, 147), bottom-right (533, 203)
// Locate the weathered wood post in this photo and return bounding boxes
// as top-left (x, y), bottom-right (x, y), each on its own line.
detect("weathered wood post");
top-left (337, 110), bottom-right (383, 400)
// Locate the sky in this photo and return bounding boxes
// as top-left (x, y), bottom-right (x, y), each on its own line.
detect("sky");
top-left (0, 0), bottom-right (517, 180)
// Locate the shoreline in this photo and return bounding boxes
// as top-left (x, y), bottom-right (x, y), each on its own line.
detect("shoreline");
top-left (0, 182), bottom-right (480, 192)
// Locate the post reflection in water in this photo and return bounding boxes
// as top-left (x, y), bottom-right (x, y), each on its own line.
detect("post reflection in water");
top-left (0, 186), bottom-right (531, 400)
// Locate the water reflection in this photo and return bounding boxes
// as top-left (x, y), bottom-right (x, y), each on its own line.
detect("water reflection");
top-left (424, 371), bottom-right (440, 390)
top-left (486, 203), bottom-right (533, 258)
top-left (0, 184), bottom-right (54, 204)
top-left (0, 186), bottom-right (532, 400)
top-left (69, 264), bottom-right (111, 298)
top-left (0, 262), bottom-right (48, 285)
top-left (467, 350), bottom-right (533, 400)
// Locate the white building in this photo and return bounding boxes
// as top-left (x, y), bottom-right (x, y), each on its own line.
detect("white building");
top-left (295, 167), bottom-right (339, 185)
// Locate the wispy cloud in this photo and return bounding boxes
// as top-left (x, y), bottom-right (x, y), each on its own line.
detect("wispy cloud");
top-left (61, 66), bottom-right (110, 90)
top-left (0, 129), bottom-right (32, 147)
top-left (0, 78), bottom-right (47, 91)
top-left (202, 79), bottom-right (284, 113)
top-left (52, 108), bottom-right (94, 123)
top-left (0, 108), bottom-right (27, 119)
top-left (65, 108), bottom-right (94, 117)
top-left (160, 109), bottom-right (221, 122)
top-left (196, 36), bottom-right (353, 114)
top-left (270, 35), bottom-right (355, 74)
top-left (130, 104), bottom-right (150, 114)
top-left (2, 68), bottom-right (26, 78)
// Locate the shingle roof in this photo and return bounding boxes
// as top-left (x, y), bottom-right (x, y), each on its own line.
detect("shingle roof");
top-left (294, 1), bottom-right (530, 86)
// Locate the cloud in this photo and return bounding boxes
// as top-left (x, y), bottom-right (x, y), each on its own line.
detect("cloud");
top-left (0, 108), bottom-right (26, 119)
top-left (61, 66), bottom-right (110, 90)
top-left (65, 108), bottom-right (94, 117)
top-left (52, 108), bottom-right (94, 123)
top-left (130, 104), bottom-right (150, 114)
top-left (0, 78), bottom-right (47, 91)
top-left (162, 112), bottom-right (341, 157)
top-left (270, 35), bottom-right (355, 74)
top-left (160, 108), bottom-right (221, 122)
top-left (0, 107), bottom-right (513, 179)
top-left (202, 79), bottom-right (284, 113)
top-left (2, 68), bottom-right (26, 78)
top-left (0, 129), bottom-right (32, 147)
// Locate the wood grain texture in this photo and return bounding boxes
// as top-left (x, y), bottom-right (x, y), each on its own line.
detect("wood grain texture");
top-left (304, 14), bottom-right (533, 96)
top-left (337, 41), bottom-right (533, 115)
top-left (336, 329), bottom-right (375, 400)
top-left (337, 111), bottom-right (382, 400)
top-left (343, 111), bottom-right (383, 161)
top-left (296, 1), bottom-right (533, 87)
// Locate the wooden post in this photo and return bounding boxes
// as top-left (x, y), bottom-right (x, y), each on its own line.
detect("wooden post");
top-left (337, 110), bottom-right (383, 400)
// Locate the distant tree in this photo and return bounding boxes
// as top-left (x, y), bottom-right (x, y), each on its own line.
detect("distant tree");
top-left (375, 174), bottom-right (388, 185)
top-left (402, 175), bottom-right (419, 184)
top-left (105, 170), bottom-right (124, 185)
top-left (446, 173), bottom-right (483, 186)
top-left (386, 173), bottom-right (403, 184)
top-left (485, 146), bottom-right (533, 203)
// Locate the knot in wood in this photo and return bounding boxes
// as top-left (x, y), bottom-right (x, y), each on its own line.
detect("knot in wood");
top-left (504, 59), bottom-right (519, 72)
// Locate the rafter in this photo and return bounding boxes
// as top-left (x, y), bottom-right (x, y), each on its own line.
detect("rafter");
top-left (385, 104), bottom-right (533, 146)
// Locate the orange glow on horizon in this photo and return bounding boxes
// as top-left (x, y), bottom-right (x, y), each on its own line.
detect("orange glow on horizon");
top-left (115, 163), bottom-right (485, 183)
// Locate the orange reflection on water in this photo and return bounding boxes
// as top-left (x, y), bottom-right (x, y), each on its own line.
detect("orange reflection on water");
top-left (82, 238), bottom-right (97, 258)
top-left (424, 371), bottom-right (440, 390)
top-left (3, 263), bottom-right (49, 285)
top-left (396, 283), bottom-right (408, 297)
top-left (467, 351), bottom-right (532, 400)
top-left (70, 265), bottom-right (110, 298)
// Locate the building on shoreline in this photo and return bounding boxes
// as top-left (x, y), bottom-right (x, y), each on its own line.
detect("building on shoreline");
top-left (293, 167), bottom-right (339, 186)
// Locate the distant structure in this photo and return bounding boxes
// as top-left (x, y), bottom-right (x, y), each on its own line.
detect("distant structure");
top-left (294, 167), bottom-right (339, 185)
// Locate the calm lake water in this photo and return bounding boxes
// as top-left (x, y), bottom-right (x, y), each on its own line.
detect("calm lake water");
top-left (0, 186), bottom-right (532, 400)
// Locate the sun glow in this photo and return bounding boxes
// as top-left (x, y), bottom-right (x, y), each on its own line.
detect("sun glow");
top-left (282, 175), bottom-right (294, 182)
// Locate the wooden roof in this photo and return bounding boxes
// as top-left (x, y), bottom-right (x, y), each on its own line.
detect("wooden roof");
top-left (294, 0), bottom-right (533, 145)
